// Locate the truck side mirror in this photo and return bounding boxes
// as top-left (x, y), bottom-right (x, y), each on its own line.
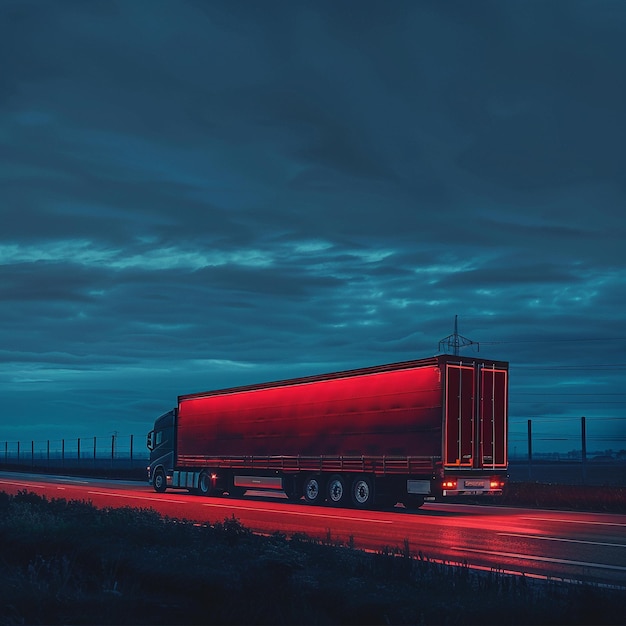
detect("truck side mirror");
top-left (147, 431), bottom-right (154, 451)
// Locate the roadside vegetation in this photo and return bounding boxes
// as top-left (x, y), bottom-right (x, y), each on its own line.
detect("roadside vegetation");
top-left (0, 490), bottom-right (625, 625)
top-left (500, 482), bottom-right (626, 513)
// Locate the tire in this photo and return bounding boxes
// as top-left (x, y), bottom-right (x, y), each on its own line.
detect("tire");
top-left (303, 474), bottom-right (325, 505)
top-left (351, 476), bottom-right (375, 509)
top-left (402, 495), bottom-right (425, 510)
top-left (153, 468), bottom-right (167, 493)
top-left (198, 470), bottom-right (214, 496)
top-left (327, 474), bottom-right (349, 507)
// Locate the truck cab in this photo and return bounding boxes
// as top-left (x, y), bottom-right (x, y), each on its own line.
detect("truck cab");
top-left (147, 409), bottom-right (175, 492)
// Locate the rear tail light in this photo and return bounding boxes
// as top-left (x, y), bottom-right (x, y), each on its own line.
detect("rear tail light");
top-left (442, 479), bottom-right (457, 489)
top-left (490, 479), bottom-right (505, 489)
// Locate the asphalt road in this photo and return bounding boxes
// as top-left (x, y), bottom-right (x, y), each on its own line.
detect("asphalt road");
top-left (1, 470), bottom-right (625, 588)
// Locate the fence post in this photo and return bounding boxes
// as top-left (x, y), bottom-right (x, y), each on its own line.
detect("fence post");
top-left (111, 434), bottom-right (115, 461)
top-left (130, 434), bottom-right (134, 463)
top-left (527, 419), bottom-right (532, 480)
top-left (77, 437), bottom-right (81, 461)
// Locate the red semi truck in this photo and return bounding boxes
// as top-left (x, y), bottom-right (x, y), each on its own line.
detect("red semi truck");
top-left (147, 354), bottom-right (508, 509)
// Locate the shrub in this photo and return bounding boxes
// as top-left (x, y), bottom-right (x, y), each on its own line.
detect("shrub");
top-left (0, 490), bottom-right (625, 625)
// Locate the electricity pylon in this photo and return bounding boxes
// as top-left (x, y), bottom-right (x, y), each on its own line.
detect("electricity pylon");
top-left (438, 315), bottom-right (479, 356)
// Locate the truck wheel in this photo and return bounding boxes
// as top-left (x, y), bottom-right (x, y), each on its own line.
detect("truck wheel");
top-left (303, 475), bottom-right (324, 505)
top-left (351, 476), bottom-right (374, 509)
top-left (198, 471), bottom-right (214, 496)
top-left (153, 469), bottom-right (167, 493)
top-left (327, 474), bottom-right (348, 507)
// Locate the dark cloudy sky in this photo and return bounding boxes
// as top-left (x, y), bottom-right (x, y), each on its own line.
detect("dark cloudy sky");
top-left (2, 0), bottom-right (625, 455)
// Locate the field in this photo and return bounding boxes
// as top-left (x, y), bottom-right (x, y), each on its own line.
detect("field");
top-left (1, 490), bottom-right (625, 626)
top-left (502, 481), bottom-right (626, 513)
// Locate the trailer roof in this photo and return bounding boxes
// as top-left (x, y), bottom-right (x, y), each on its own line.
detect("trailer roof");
top-left (178, 354), bottom-right (509, 402)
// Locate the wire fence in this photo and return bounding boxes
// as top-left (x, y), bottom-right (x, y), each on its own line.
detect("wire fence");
top-left (0, 434), bottom-right (149, 477)
top-left (0, 424), bottom-right (624, 486)
top-left (508, 415), bottom-right (626, 458)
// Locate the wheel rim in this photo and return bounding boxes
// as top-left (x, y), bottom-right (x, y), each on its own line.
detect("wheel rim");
top-left (199, 473), bottom-right (210, 494)
top-left (328, 478), bottom-right (344, 502)
top-left (353, 479), bottom-right (370, 505)
top-left (155, 472), bottom-right (164, 490)
top-left (305, 478), bottom-right (319, 501)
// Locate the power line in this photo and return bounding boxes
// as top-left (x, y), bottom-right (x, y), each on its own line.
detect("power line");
top-left (482, 338), bottom-right (626, 344)
top-left (511, 364), bottom-right (626, 370)
top-left (513, 393), bottom-right (626, 396)
top-left (509, 416), bottom-right (626, 423)
top-left (510, 401), bottom-right (626, 404)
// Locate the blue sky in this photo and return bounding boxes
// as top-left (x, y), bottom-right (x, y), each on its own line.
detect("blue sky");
top-left (1, 0), bottom-right (625, 454)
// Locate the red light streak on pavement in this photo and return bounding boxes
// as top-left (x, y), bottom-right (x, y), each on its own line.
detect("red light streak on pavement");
top-left (1, 471), bottom-right (625, 588)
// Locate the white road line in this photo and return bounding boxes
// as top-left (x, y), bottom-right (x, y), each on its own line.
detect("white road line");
top-left (499, 532), bottom-right (626, 548)
top-left (0, 480), bottom-right (48, 488)
top-left (56, 478), bottom-right (90, 484)
top-left (522, 516), bottom-right (626, 527)
top-left (0, 478), bottom-right (86, 488)
top-left (88, 491), bottom-right (392, 523)
top-left (87, 490), bottom-right (189, 504)
top-left (201, 501), bottom-right (393, 523)
top-left (453, 547), bottom-right (626, 572)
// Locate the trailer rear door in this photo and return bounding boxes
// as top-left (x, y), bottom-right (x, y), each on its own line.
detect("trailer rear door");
top-left (444, 364), bottom-right (475, 467)
top-left (444, 362), bottom-right (508, 469)
top-left (478, 365), bottom-right (508, 468)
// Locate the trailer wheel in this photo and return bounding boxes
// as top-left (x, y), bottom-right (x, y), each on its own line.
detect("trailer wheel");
top-left (327, 474), bottom-right (348, 507)
top-left (153, 468), bottom-right (167, 493)
top-left (351, 476), bottom-right (374, 509)
top-left (303, 475), bottom-right (324, 505)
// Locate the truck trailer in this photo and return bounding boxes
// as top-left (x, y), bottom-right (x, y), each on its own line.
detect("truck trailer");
top-left (147, 354), bottom-right (508, 509)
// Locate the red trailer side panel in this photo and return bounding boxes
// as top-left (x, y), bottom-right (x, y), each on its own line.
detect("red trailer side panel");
top-left (176, 364), bottom-right (443, 463)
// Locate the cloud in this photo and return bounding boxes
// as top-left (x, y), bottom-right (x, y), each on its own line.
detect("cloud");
top-left (0, 1), bottom-right (624, 452)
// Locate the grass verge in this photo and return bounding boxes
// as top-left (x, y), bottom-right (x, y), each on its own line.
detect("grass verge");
top-left (0, 490), bottom-right (625, 625)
